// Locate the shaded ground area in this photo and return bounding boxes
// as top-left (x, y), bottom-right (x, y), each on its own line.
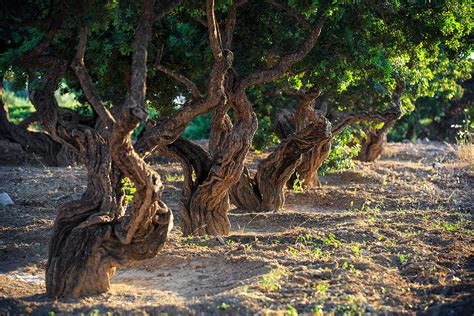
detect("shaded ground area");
top-left (0, 139), bottom-right (473, 315)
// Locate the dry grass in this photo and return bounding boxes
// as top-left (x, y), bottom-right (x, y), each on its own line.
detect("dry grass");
top-left (457, 143), bottom-right (474, 165)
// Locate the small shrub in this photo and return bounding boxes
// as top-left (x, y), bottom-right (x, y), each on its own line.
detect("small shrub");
top-left (121, 177), bottom-right (136, 202)
top-left (292, 173), bottom-right (305, 193)
top-left (319, 127), bottom-right (361, 175)
top-left (260, 266), bottom-right (287, 292)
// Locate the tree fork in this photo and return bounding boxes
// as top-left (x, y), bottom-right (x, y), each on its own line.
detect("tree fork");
top-left (231, 96), bottom-right (331, 211)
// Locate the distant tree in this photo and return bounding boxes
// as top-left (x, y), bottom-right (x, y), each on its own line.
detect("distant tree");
top-left (230, 0), bottom-right (472, 210)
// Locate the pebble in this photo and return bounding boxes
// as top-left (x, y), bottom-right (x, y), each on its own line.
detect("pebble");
top-left (0, 192), bottom-right (14, 206)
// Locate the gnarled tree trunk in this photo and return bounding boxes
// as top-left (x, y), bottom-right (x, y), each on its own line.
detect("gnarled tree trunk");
top-left (180, 90), bottom-right (257, 235)
top-left (0, 81), bottom-right (78, 166)
top-left (231, 95), bottom-right (331, 211)
top-left (289, 140), bottom-right (331, 189)
top-left (356, 119), bottom-right (396, 162)
top-left (41, 0), bottom-right (177, 298)
top-left (285, 83), bottom-right (404, 187)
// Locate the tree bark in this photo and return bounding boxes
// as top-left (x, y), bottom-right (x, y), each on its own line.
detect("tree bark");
top-left (0, 81), bottom-right (78, 166)
top-left (231, 96), bottom-right (331, 211)
top-left (290, 140), bottom-right (331, 188)
top-left (43, 0), bottom-right (176, 298)
top-left (356, 119), bottom-right (396, 162)
top-left (286, 83), bottom-right (404, 186)
top-left (180, 90), bottom-right (257, 235)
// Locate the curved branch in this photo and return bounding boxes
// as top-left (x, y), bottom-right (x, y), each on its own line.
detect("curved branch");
top-left (223, 0), bottom-right (248, 49)
top-left (155, 0), bottom-right (183, 20)
top-left (331, 84), bottom-right (404, 135)
top-left (136, 0), bottom-right (234, 154)
top-left (265, 0), bottom-right (312, 30)
top-left (238, 9), bottom-right (325, 90)
top-left (71, 27), bottom-right (115, 128)
top-left (155, 64), bottom-right (202, 98)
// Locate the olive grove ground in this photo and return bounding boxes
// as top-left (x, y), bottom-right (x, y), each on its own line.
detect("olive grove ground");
top-left (0, 139), bottom-right (472, 315)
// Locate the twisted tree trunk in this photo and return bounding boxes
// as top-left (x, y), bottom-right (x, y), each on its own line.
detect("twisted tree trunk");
top-left (289, 140), bottom-right (331, 189)
top-left (42, 0), bottom-right (177, 298)
top-left (356, 119), bottom-right (395, 162)
top-left (179, 90), bottom-right (257, 235)
top-left (0, 81), bottom-right (78, 166)
top-left (231, 96), bottom-right (331, 211)
top-left (287, 83), bottom-right (404, 187)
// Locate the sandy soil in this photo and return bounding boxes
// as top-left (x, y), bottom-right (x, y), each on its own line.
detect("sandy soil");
top-left (0, 139), bottom-right (473, 315)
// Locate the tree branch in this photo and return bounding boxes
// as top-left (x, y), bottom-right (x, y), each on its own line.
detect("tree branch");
top-left (265, 0), bottom-right (311, 30)
top-left (331, 84), bottom-right (404, 135)
top-left (206, 0), bottom-right (223, 60)
top-left (127, 0), bottom-right (156, 115)
top-left (223, 0), bottom-right (248, 49)
top-left (71, 27), bottom-right (115, 128)
top-left (238, 7), bottom-right (325, 90)
top-left (155, 0), bottom-right (183, 20)
top-left (154, 64), bottom-right (202, 99)
top-left (136, 0), bottom-right (234, 154)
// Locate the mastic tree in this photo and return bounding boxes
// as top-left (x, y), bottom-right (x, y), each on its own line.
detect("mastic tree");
top-left (141, 0), bottom-right (328, 232)
top-left (389, 73), bottom-right (473, 143)
top-left (0, 0), bottom-right (239, 298)
top-left (229, 0), bottom-right (473, 210)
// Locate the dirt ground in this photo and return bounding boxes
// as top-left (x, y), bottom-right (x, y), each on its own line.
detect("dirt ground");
top-left (0, 139), bottom-right (473, 315)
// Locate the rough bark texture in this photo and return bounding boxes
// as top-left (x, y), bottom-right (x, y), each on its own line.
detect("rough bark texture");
top-left (179, 89), bottom-right (257, 235)
top-left (231, 95), bottom-right (331, 211)
top-left (37, 0), bottom-right (178, 299)
top-left (0, 81), bottom-right (78, 166)
top-left (356, 119), bottom-right (396, 162)
top-left (223, 4), bottom-right (327, 213)
top-left (286, 83), bottom-right (404, 187)
top-left (290, 140), bottom-right (331, 188)
top-left (136, 0), bottom-right (256, 236)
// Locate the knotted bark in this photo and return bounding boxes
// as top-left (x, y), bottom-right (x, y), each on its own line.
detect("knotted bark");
top-left (231, 95), bottom-right (331, 211)
top-left (0, 81), bottom-right (78, 166)
top-left (356, 119), bottom-right (396, 162)
top-left (42, 0), bottom-right (178, 298)
top-left (171, 90), bottom-right (257, 236)
top-left (287, 83), bottom-right (404, 187)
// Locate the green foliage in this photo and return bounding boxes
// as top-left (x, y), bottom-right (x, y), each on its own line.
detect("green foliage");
top-left (319, 127), bottom-right (361, 175)
top-left (398, 254), bottom-right (407, 264)
top-left (182, 114), bottom-right (211, 140)
top-left (292, 173), bottom-right (305, 194)
top-left (285, 304), bottom-right (298, 316)
top-left (390, 74), bottom-right (473, 142)
top-left (252, 117), bottom-right (280, 150)
top-left (121, 177), bottom-right (136, 203)
top-left (260, 266), bottom-right (287, 292)
top-left (164, 173), bottom-right (185, 182)
top-left (217, 302), bottom-right (230, 311)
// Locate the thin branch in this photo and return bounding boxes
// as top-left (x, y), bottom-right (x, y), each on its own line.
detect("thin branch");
top-left (136, 0), bottom-right (234, 153)
top-left (194, 16), bottom-right (208, 27)
top-left (128, 0), bottom-right (156, 112)
top-left (71, 27), bottom-right (115, 128)
top-left (155, 0), bottom-right (183, 20)
top-left (331, 89), bottom-right (403, 135)
top-left (265, 0), bottom-right (311, 30)
top-left (238, 8), bottom-right (325, 90)
top-left (155, 64), bottom-right (202, 98)
top-left (206, 0), bottom-right (224, 60)
top-left (223, 0), bottom-right (248, 49)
